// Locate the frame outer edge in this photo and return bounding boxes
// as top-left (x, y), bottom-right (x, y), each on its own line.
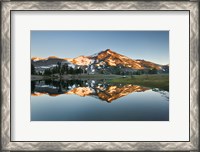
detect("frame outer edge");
top-left (1, 1), bottom-right (199, 151)
top-left (1, 1), bottom-right (11, 150)
top-left (190, 1), bottom-right (199, 150)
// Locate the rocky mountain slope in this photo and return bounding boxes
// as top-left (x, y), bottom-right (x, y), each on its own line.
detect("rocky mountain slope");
top-left (31, 49), bottom-right (166, 74)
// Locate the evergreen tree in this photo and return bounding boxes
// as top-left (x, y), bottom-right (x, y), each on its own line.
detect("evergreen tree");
top-left (148, 68), bottom-right (157, 74)
top-left (62, 63), bottom-right (69, 74)
top-left (31, 64), bottom-right (36, 75)
top-left (57, 62), bottom-right (62, 77)
top-left (69, 67), bottom-right (74, 74)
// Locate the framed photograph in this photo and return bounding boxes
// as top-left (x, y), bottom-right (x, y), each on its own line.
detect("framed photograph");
top-left (1, 0), bottom-right (199, 151)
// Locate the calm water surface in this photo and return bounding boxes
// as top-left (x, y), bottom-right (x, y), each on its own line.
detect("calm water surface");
top-left (31, 80), bottom-right (169, 121)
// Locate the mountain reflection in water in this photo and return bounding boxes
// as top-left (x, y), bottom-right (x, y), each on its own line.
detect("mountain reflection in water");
top-left (31, 80), bottom-right (169, 121)
top-left (31, 80), bottom-right (150, 102)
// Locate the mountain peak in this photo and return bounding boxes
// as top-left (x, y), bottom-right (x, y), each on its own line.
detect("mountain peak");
top-left (104, 49), bottom-right (114, 53)
top-left (105, 49), bottom-right (112, 52)
top-left (48, 56), bottom-right (60, 59)
top-left (97, 49), bottom-right (115, 56)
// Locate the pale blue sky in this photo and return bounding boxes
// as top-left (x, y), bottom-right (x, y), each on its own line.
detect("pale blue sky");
top-left (31, 31), bottom-right (169, 65)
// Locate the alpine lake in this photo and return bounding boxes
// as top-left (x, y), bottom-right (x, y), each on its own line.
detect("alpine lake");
top-left (31, 76), bottom-right (169, 121)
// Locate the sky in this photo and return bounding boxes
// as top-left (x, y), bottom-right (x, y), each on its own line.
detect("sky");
top-left (31, 31), bottom-right (169, 65)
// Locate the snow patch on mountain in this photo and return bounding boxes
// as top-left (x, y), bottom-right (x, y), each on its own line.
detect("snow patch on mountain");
top-left (65, 56), bottom-right (92, 65)
top-left (35, 64), bottom-right (57, 69)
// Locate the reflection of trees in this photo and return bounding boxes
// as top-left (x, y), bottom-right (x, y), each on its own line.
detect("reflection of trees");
top-left (32, 80), bottom-right (86, 96)
top-left (31, 80), bottom-right (150, 102)
top-left (31, 81), bottom-right (36, 93)
top-left (43, 80), bottom-right (83, 88)
top-left (58, 81), bottom-right (62, 93)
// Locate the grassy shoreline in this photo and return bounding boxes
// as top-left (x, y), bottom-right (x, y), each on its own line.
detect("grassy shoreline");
top-left (106, 74), bottom-right (169, 91)
top-left (31, 74), bottom-right (122, 80)
top-left (31, 74), bottom-right (169, 91)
